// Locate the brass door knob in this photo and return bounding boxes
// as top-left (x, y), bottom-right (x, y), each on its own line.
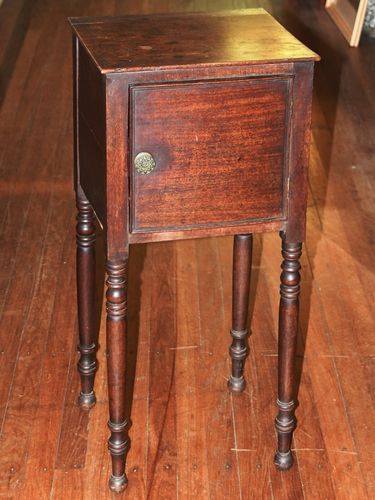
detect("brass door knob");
top-left (134, 152), bottom-right (156, 175)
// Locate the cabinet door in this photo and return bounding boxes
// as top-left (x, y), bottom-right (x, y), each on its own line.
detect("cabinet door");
top-left (130, 77), bottom-right (292, 233)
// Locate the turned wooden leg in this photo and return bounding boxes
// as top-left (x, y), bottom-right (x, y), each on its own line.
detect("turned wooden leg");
top-left (76, 197), bottom-right (97, 408)
top-left (106, 259), bottom-right (129, 493)
top-left (228, 234), bottom-right (252, 392)
top-left (274, 236), bottom-right (302, 471)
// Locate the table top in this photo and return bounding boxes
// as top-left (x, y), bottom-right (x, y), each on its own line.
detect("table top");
top-left (69, 9), bottom-right (319, 74)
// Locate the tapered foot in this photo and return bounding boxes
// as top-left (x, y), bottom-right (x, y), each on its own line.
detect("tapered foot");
top-left (76, 198), bottom-right (98, 406)
top-left (78, 390), bottom-right (96, 409)
top-left (109, 473), bottom-right (128, 493)
top-left (228, 375), bottom-right (246, 393)
top-left (274, 236), bottom-right (302, 471)
top-left (229, 234), bottom-right (252, 392)
top-left (274, 450), bottom-right (294, 471)
top-left (106, 259), bottom-right (129, 492)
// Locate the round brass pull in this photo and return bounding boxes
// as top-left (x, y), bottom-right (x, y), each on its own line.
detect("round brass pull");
top-left (134, 152), bottom-right (156, 175)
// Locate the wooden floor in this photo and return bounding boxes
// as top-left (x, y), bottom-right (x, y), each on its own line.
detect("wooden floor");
top-left (1, 0), bottom-right (375, 498)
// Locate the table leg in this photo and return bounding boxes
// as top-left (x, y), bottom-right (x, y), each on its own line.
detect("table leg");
top-left (228, 234), bottom-right (252, 392)
top-left (106, 258), bottom-right (129, 493)
top-left (274, 235), bottom-right (302, 470)
top-left (76, 196), bottom-right (97, 408)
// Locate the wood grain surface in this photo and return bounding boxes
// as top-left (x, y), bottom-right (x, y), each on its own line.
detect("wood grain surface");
top-left (69, 9), bottom-right (319, 73)
top-left (131, 77), bottom-right (289, 232)
top-left (0, 0), bottom-right (374, 499)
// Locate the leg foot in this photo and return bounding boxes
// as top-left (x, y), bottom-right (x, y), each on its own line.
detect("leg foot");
top-left (274, 236), bottom-right (302, 468)
top-left (109, 473), bottom-right (128, 493)
top-left (274, 450), bottom-right (294, 471)
top-left (76, 197), bottom-right (98, 408)
top-left (228, 235), bottom-right (252, 392)
top-left (228, 374), bottom-right (246, 393)
top-left (106, 258), bottom-right (129, 491)
top-left (78, 390), bottom-right (96, 409)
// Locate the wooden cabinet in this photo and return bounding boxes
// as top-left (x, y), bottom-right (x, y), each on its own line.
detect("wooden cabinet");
top-left (70, 9), bottom-right (319, 493)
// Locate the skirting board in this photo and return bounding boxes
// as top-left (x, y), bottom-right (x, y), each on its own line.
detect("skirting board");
top-left (326, 0), bottom-right (368, 46)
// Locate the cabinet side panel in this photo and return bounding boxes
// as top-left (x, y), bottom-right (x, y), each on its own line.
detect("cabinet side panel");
top-left (78, 42), bottom-right (106, 145)
top-left (77, 41), bottom-right (106, 224)
top-left (285, 62), bottom-right (315, 243)
top-left (78, 115), bottom-right (106, 224)
top-left (73, 35), bottom-right (80, 194)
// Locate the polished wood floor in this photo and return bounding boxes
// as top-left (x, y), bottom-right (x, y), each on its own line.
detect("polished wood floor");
top-left (1, 0), bottom-right (374, 498)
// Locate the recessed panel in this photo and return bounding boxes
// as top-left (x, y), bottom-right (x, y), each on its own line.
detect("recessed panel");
top-left (130, 77), bottom-right (291, 233)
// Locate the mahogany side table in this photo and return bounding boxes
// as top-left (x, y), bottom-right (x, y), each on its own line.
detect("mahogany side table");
top-left (69, 9), bottom-right (319, 493)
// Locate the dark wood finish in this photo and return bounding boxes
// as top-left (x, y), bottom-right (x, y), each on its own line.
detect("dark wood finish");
top-left (69, 10), bottom-right (318, 73)
top-left (76, 196), bottom-right (97, 408)
top-left (69, 9), bottom-right (317, 491)
top-left (284, 61), bottom-right (314, 243)
top-left (104, 75), bottom-right (129, 259)
top-left (105, 258), bottom-right (129, 493)
top-left (78, 114), bottom-right (106, 223)
top-left (131, 78), bottom-right (289, 233)
top-left (228, 234), bottom-right (253, 392)
top-left (274, 236), bottom-right (302, 470)
top-left (2, 1), bottom-right (375, 498)
top-left (77, 42), bottom-right (106, 147)
top-left (76, 42), bottom-right (107, 224)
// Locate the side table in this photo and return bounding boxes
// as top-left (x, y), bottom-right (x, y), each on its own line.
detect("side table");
top-left (69, 9), bottom-right (319, 493)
